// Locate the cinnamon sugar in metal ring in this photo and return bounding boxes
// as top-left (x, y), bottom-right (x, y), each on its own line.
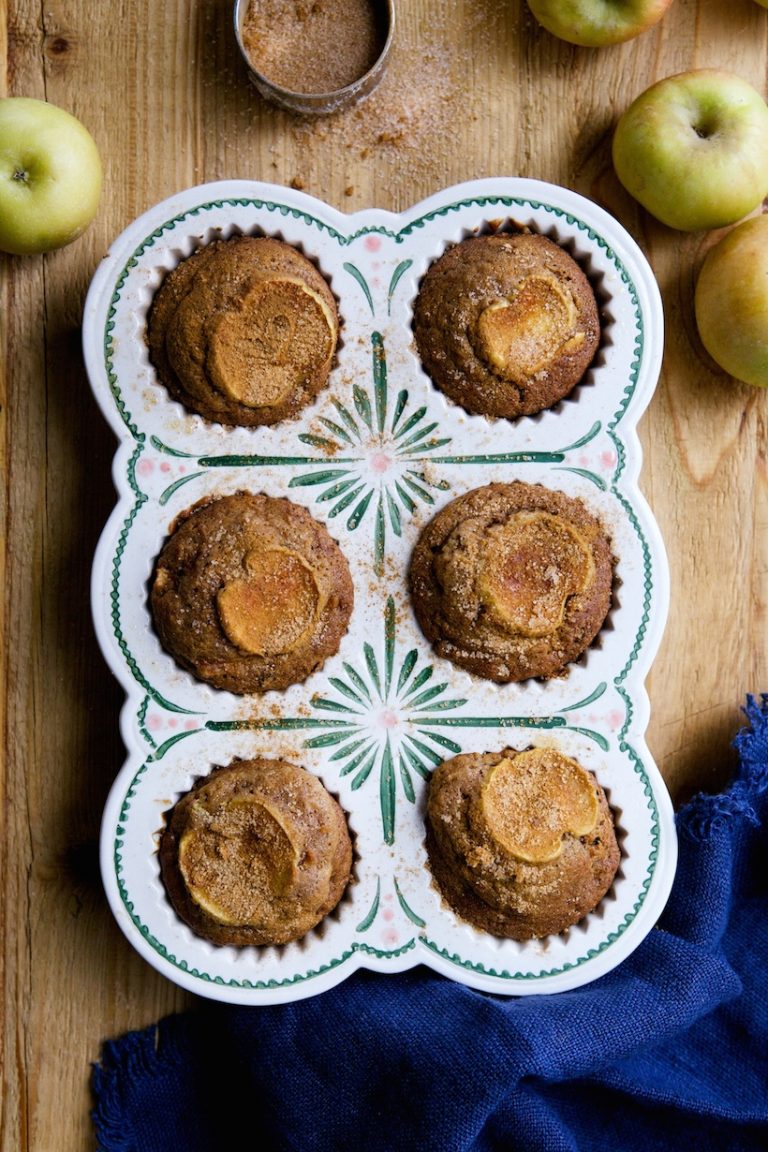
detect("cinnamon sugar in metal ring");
top-left (234, 0), bottom-right (395, 116)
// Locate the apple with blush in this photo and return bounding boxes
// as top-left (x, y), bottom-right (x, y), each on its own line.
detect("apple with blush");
top-left (526, 0), bottom-right (674, 47)
top-left (694, 214), bottom-right (768, 389)
top-left (612, 70), bottom-right (768, 232)
top-left (0, 96), bottom-right (102, 256)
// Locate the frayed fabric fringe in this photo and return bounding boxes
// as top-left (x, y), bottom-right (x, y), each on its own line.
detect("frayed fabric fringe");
top-left (91, 1019), bottom-right (184, 1152)
top-left (680, 693), bottom-right (768, 843)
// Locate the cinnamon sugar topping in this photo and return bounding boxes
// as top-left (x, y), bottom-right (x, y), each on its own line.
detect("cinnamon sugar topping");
top-left (178, 797), bottom-right (300, 926)
top-left (479, 749), bottom-right (600, 864)
top-left (477, 512), bottom-right (594, 638)
top-left (474, 275), bottom-right (586, 381)
top-left (216, 547), bottom-right (321, 656)
top-left (207, 276), bottom-right (336, 409)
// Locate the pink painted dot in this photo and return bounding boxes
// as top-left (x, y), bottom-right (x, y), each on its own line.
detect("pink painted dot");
top-left (147, 714), bottom-right (163, 732)
top-left (168, 718), bottom-right (178, 729)
top-left (370, 451), bottom-right (391, 474)
top-left (184, 719), bottom-right (198, 730)
top-left (382, 928), bottom-right (399, 946)
top-left (579, 454), bottom-right (589, 468)
top-left (364, 235), bottom-right (382, 252)
top-left (601, 450), bottom-right (617, 468)
top-left (379, 708), bottom-right (398, 729)
top-left (384, 892), bottom-right (394, 902)
top-left (160, 461), bottom-right (171, 473)
top-left (136, 458), bottom-right (154, 476)
top-left (607, 710), bottom-right (623, 729)
top-left (383, 908), bottom-right (394, 922)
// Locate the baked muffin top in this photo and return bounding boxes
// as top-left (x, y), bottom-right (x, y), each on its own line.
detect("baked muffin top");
top-left (409, 481), bottom-right (614, 682)
top-left (150, 491), bottom-right (354, 694)
top-left (412, 232), bottom-right (600, 420)
top-left (147, 235), bottom-right (339, 427)
top-left (426, 746), bottom-right (620, 940)
top-left (159, 757), bottom-right (353, 947)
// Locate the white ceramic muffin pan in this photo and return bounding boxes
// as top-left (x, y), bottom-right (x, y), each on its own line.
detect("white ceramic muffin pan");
top-left (84, 178), bottom-right (676, 1003)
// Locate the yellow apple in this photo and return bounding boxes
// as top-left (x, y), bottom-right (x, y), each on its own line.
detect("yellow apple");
top-left (612, 70), bottom-right (768, 232)
top-left (694, 214), bottom-right (768, 388)
top-left (526, 0), bottom-right (674, 47)
top-left (0, 96), bottom-right (102, 256)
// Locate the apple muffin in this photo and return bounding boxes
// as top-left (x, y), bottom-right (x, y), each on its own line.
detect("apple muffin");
top-left (160, 757), bottom-right (354, 947)
top-left (412, 232), bottom-right (600, 419)
top-left (425, 746), bottom-right (620, 940)
top-left (147, 235), bottom-right (339, 426)
top-left (408, 481), bottom-right (614, 682)
top-left (150, 491), bottom-right (354, 694)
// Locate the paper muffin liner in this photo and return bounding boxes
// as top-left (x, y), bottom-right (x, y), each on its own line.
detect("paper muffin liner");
top-left (84, 178), bottom-right (676, 1002)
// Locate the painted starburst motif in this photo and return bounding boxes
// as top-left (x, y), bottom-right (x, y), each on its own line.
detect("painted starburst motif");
top-left (305, 596), bottom-right (466, 844)
top-left (289, 332), bottom-right (451, 574)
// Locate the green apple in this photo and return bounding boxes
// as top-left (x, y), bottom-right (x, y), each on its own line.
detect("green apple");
top-left (612, 70), bottom-right (768, 232)
top-left (694, 214), bottom-right (768, 388)
top-left (526, 0), bottom-right (674, 47)
top-left (0, 96), bottom-right (102, 256)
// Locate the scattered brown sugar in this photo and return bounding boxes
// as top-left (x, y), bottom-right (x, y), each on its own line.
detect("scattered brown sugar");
top-left (242, 0), bottom-right (388, 94)
top-left (283, 2), bottom-right (506, 198)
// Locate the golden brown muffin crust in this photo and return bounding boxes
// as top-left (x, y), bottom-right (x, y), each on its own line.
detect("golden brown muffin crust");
top-left (425, 747), bottom-right (620, 940)
top-left (147, 235), bottom-right (339, 427)
top-left (408, 481), bottom-right (614, 682)
top-left (150, 491), bottom-right (354, 694)
top-left (160, 758), bottom-right (353, 947)
top-left (412, 233), bottom-right (600, 420)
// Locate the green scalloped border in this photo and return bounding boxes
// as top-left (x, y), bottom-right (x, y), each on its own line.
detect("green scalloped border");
top-left (102, 192), bottom-right (655, 715)
top-left (111, 736), bottom-right (660, 991)
top-left (102, 192), bottom-right (645, 442)
top-left (613, 488), bottom-right (654, 685)
top-left (100, 189), bottom-right (663, 994)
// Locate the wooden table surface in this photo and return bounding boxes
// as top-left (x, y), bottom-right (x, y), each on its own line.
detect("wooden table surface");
top-left (2, 0), bottom-right (767, 1146)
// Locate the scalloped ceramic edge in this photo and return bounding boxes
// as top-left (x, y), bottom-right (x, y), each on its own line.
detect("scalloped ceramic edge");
top-left (84, 177), bottom-right (676, 1003)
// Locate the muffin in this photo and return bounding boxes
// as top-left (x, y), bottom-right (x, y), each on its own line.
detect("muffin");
top-left (425, 747), bottom-right (620, 940)
top-left (150, 491), bottom-right (354, 694)
top-left (160, 758), bottom-right (353, 947)
top-left (408, 481), bottom-right (614, 683)
top-left (147, 235), bottom-right (339, 427)
top-left (412, 232), bottom-right (600, 419)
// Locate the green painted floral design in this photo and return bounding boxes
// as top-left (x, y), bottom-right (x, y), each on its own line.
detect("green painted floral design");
top-left (306, 596), bottom-right (467, 844)
top-left (203, 602), bottom-right (615, 844)
top-left (290, 331), bottom-right (451, 574)
top-left (342, 258), bottom-right (414, 317)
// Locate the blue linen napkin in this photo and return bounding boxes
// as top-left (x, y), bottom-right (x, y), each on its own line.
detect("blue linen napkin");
top-left (91, 694), bottom-right (768, 1152)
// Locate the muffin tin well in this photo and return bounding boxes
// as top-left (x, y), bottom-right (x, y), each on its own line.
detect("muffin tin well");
top-left (84, 177), bottom-right (676, 1003)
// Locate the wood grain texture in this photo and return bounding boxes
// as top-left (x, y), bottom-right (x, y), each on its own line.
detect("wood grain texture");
top-left (1, 1), bottom-right (767, 1147)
